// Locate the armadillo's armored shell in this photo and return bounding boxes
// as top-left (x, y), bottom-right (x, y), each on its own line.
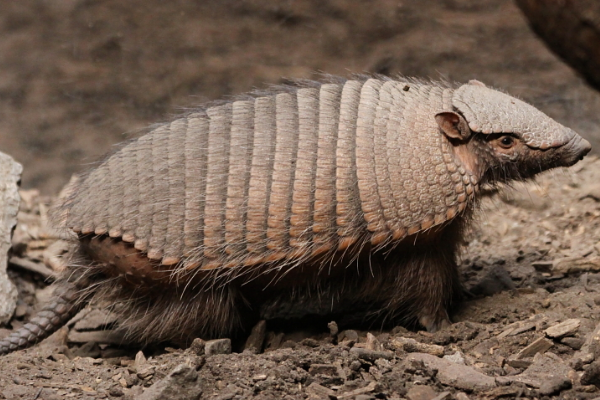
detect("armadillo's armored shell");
top-left (60, 78), bottom-right (477, 271)
top-left (452, 81), bottom-right (568, 149)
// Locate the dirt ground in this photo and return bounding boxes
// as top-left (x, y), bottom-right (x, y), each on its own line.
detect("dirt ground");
top-left (2, 0), bottom-right (600, 399)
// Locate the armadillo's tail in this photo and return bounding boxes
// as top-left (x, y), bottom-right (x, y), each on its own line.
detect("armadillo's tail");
top-left (0, 282), bottom-right (86, 355)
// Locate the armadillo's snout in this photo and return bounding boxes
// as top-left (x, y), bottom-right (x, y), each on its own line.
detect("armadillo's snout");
top-left (560, 132), bottom-right (591, 166)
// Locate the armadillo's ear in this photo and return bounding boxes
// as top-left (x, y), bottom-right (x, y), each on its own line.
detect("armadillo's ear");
top-left (435, 112), bottom-right (471, 141)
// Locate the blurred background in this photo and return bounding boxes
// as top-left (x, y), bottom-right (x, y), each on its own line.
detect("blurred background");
top-left (0, 0), bottom-right (598, 195)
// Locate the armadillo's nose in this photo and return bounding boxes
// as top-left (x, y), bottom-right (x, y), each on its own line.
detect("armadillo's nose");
top-left (579, 137), bottom-right (592, 159)
top-left (562, 133), bottom-right (591, 166)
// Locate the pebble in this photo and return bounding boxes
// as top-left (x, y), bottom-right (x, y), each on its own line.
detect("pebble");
top-left (366, 333), bottom-right (383, 351)
top-left (188, 338), bottom-right (205, 355)
top-left (443, 351), bottom-right (466, 365)
top-left (514, 336), bottom-right (553, 359)
top-left (340, 329), bottom-right (359, 342)
top-left (406, 385), bottom-right (438, 400)
top-left (350, 347), bottom-right (394, 362)
top-left (243, 320), bottom-right (266, 354)
top-left (390, 337), bottom-right (444, 357)
top-left (135, 363), bottom-right (202, 400)
top-left (544, 318), bottom-right (581, 338)
top-left (405, 353), bottom-right (496, 391)
top-left (328, 321), bottom-right (339, 336)
top-left (205, 338), bottom-right (232, 356)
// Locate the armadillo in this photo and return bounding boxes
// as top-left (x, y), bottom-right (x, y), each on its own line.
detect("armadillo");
top-left (0, 76), bottom-right (591, 354)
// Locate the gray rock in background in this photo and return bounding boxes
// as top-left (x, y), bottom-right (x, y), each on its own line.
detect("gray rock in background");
top-left (0, 151), bottom-right (22, 324)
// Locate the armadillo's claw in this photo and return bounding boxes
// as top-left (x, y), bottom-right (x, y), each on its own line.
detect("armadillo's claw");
top-left (418, 310), bottom-right (452, 333)
top-left (0, 283), bottom-right (84, 356)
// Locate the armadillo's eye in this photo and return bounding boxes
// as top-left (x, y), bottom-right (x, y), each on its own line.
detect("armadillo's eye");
top-left (498, 136), bottom-right (515, 149)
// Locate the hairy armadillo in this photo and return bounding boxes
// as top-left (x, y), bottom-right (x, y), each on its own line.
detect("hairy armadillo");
top-left (0, 76), bottom-right (591, 354)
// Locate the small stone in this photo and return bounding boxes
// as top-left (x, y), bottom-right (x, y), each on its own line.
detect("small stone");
top-left (443, 351), bottom-right (466, 365)
top-left (366, 332), bottom-right (383, 351)
top-left (561, 337), bottom-right (584, 350)
top-left (0, 152), bottom-right (21, 324)
top-left (455, 393), bottom-right (470, 400)
top-left (541, 298), bottom-right (551, 308)
top-left (545, 319), bottom-right (581, 339)
top-left (108, 386), bottom-right (124, 397)
top-left (514, 336), bottom-right (553, 359)
top-left (539, 376), bottom-right (571, 396)
top-left (306, 382), bottom-right (335, 398)
top-left (205, 338), bottom-right (232, 355)
top-left (188, 338), bottom-right (205, 355)
top-left (328, 321), bottom-right (339, 336)
top-left (308, 364), bottom-right (338, 376)
top-left (301, 338), bottom-right (320, 348)
top-left (243, 320), bottom-right (266, 354)
top-left (581, 360), bottom-right (600, 386)
top-left (431, 392), bottom-right (452, 400)
top-left (390, 337), bottom-right (444, 356)
top-left (405, 353), bottom-right (496, 391)
top-left (406, 385), bottom-right (438, 400)
top-left (14, 303), bottom-right (27, 318)
top-left (134, 350), bottom-right (147, 372)
top-left (506, 359), bottom-right (532, 369)
top-left (135, 363), bottom-right (202, 400)
top-left (350, 347), bottom-right (394, 362)
top-left (137, 366), bottom-right (155, 380)
top-left (340, 330), bottom-right (359, 342)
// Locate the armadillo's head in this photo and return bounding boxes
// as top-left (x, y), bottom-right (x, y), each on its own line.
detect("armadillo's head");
top-left (435, 80), bottom-right (591, 184)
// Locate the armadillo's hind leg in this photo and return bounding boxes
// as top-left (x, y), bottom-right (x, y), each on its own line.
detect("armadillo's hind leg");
top-left (0, 282), bottom-right (85, 355)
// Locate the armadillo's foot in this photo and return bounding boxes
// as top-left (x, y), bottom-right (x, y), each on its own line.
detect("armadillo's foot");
top-left (0, 283), bottom-right (84, 356)
top-left (418, 310), bottom-right (451, 333)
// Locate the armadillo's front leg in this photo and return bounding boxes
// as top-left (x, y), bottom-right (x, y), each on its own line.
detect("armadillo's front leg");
top-left (411, 254), bottom-right (460, 333)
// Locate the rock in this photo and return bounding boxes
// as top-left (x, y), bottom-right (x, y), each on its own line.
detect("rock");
top-left (443, 351), bottom-right (466, 365)
top-left (513, 336), bottom-right (553, 359)
top-left (134, 351), bottom-right (147, 372)
top-left (205, 338), bottom-right (232, 356)
top-left (135, 363), bottom-right (202, 400)
top-left (337, 381), bottom-right (377, 399)
top-left (328, 321), bottom-right (339, 336)
top-left (406, 385), bottom-right (438, 400)
top-left (545, 319), bottom-right (581, 338)
top-left (431, 392), bottom-right (451, 400)
top-left (497, 353), bottom-right (573, 392)
top-left (539, 376), bottom-right (572, 396)
top-left (0, 152), bottom-right (21, 324)
top-left (306, 382), bottom-right (335, 398)
top-left (581, 360), bottom-right (600, 386)
top-left (340, 329), bottom-right (359, 342)
top-left (308, 364), bottom-right (338, 376)
top-left (188, 338), bottom-right (205, 356)
top-left (561, 337), bottom-right (584, 350)
top-left (405, 353), bottom-right (496, 391)
top-left (243, 320), bottom-right (266, 354)
top-left (390, 337), bottom-right (444, 356)
top-left (366, 332), bottom-right (383, 351)
top-left (350, 347), bottom-right (394, 362)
